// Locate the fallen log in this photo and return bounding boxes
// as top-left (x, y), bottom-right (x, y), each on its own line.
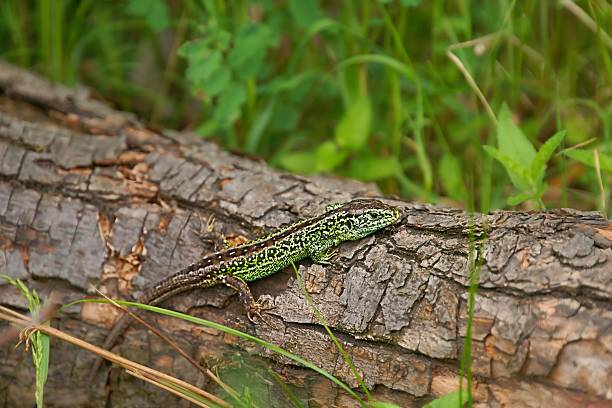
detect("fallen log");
top-left (0, 61), bottom-right (610, 407)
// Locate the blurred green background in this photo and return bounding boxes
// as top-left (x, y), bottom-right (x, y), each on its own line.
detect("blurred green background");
top-left (0, 0), bottom-right (610, 215)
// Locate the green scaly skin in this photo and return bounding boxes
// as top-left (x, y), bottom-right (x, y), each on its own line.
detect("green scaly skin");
top-left (88, 198), bottom-right (401, 381)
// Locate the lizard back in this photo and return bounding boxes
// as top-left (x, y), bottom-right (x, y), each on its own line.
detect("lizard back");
top-left (141, 199), bottom-right (400, 305)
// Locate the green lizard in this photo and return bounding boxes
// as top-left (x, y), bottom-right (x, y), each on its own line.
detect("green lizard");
top-left (88, 198), bottom-right (401, 381)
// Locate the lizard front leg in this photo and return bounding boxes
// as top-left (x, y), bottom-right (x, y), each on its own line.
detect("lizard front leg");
top-left (309, 241), bottom-right (339, 266)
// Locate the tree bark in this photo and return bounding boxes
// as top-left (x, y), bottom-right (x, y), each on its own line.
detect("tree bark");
top-left (0, 61), bottom-right (610, 408)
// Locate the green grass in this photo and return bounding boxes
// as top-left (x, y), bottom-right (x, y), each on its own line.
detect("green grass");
top-left (1, 275), bottom-right (51, 408)
top-left (0, 0), bottom-right (609, 214)
top-left (71, 297), bottom-right (398, 407)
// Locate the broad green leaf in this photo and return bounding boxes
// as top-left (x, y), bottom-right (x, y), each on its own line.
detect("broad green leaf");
top-left (496, 103), bottom-right (535, 168)
top-left (347, 155), bottom-right (400, 181)
top-left (288, 0), bottom-right (322, 28)
top-left (201, 67), bottom-right (231, 97)
top-left (530, 130), bottom-right (565, 185)
top-left (335, 96), bottom-right (372, 150)
top-left (315, 141), bottom-right (348, 172)
top-left (197, 121), bottom-right (218, 137)
top-left (183, 50), bottom-right (222, 87)
top-left (278, 151), bottom-right (316, 173)
top-left (423, 390), bottom-right (469, 408)
top-left (207, 27), bottom-right (232, 50)
top-left (565, 149), bottom-right (612, 173)
top-left (438, 152), bottom-right (467, 202)
top-left (127, 0), bottom-right (169, 31)
top-left (483, 145), bottom-right (531, 191)
top-left (178, 38), bottom-right (207, 58)
top-left (214, 82), bottom-right (246, 125)
top-left (228, 23), bottom-right (275, 79)
top-left (188, 26), bottom-right (232, 50)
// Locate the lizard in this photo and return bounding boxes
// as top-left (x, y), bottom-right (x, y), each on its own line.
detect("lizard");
top-left (87, 198), bottom-right (401, 382)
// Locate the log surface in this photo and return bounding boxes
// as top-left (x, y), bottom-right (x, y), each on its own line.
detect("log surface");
top-left (0, 62), bottom-right (610, 408)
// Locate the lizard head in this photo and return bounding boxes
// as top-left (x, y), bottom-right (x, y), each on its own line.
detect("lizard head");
top-left (333, 199), bottom-right (401, 240)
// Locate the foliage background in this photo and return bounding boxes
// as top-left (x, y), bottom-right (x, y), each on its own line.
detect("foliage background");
top-left (0, 0), bottom-right (610, 215)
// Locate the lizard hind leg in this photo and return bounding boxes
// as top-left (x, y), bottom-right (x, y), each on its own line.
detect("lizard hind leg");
top-left (222, 275), bottom-right (274, 324)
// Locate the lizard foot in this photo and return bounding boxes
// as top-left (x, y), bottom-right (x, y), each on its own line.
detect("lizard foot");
top-left (247, 295), bottom-right (275, 325)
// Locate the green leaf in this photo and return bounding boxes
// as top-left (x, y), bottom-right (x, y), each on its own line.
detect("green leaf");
top-left (34, 331), bottom-right (50, 408)
top-left (496, 103), bottom-right (536, 168)
top-left (565, 149), bottom-right (612, 173)
top-left (214, 82), bottom-right (246, 126)
top-left (438, 152), bottom-right (467, 202)
top-left (197, 121), bottom-right (218, 137)
top-left (483, 145), bottom-right (531, 191)
top-left (183, 49), bottom-right (222, 87)
top-left (288, 0), bottom-right (322, 28)
top-left (278, 151), bottom-right (317, 173)
top-left (201, 67), bottom-right (231, 97)
top-left (195, 26), bottom-right (232, 50)
top-left (335, 96), bottom-right (372, 150)
top-left (347, 154), bottom-right (400, 181)
top-left (315, 141), bottom-right (348, 172)
top-left (530, 130), bottom-right (565, 185)
top-left (423, 390), bottom-right (469, 408)
top-left (127, 0), bottom-right (169, 31)
top-left (228, 23), bottom-right (275, 79)
top-left (178, 38), bottom-right (207, 59)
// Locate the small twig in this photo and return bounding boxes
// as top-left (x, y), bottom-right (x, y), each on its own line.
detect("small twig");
top-left (557, 137), bottom-right (598, 156)
top-left (446, 34), bottom-right (499, 125)
top-left (0, 300), bottom-right (59, 348)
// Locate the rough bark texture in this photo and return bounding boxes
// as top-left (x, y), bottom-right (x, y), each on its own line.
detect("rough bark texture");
top-left (0, 61), bottom-right (610, 408)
